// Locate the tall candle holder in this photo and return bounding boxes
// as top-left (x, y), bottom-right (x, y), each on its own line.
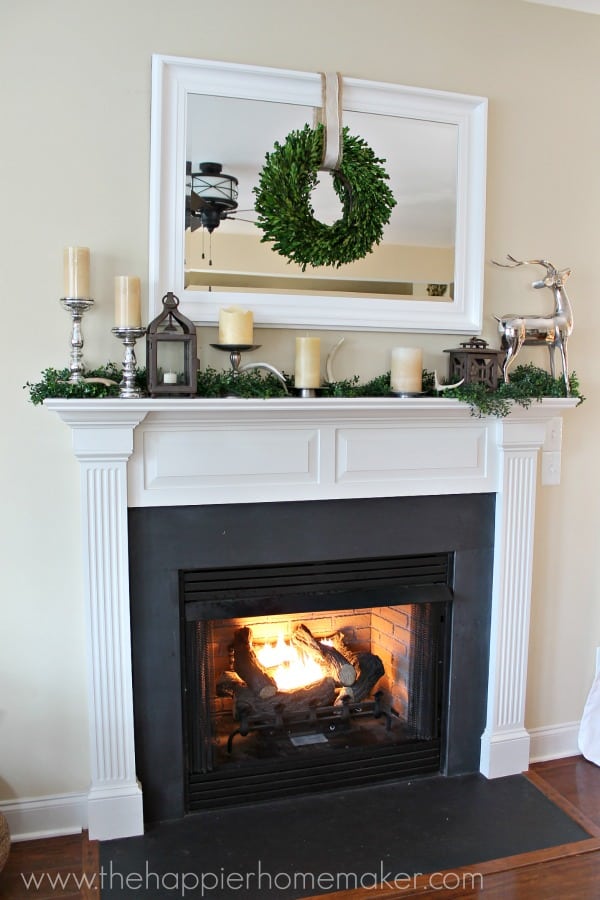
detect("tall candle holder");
top-left (60, 297), bottom-right (95, 384)
top-left (210, 343), bottom-right (261, 373)
top-left (111, 326), bottom-right (147, 398)
top-left (210, 343), bottom-right (289, 394)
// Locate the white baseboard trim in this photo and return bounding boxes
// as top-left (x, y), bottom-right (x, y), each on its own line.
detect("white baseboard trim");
top-left (0, 792), bottom-right (87, 842)
top-left (480, 726), bottom-right (531, 778)
top-left (87, 782), bottom-right (144, 841)
top-left (528, 720), bottom-right (581, 763)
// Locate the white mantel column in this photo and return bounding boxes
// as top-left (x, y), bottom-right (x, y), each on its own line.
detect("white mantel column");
top-left (55, 407), bottom-right (149, 840)
top-left (480, 415), bottom-right (555, 778)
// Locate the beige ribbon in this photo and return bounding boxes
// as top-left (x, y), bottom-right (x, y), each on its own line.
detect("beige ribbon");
top-left (317, 72), bottom-right (343, 171)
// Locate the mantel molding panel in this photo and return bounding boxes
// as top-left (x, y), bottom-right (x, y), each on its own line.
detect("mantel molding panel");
top-left (45, 396), bottom-right (577, 839)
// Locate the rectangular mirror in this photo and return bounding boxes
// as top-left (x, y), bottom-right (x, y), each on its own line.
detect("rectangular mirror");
top-left (149, 56), bottom-right (487, 333)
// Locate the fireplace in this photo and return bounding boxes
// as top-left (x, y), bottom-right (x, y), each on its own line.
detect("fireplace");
top-left (184, 560), bottom-right (448, 809)
top-left (184, 599), bottom-right (447, 811)
top-left (46, 394), bottom-right (575, 839)
top-left (128, 495), bottom-right (494, 823)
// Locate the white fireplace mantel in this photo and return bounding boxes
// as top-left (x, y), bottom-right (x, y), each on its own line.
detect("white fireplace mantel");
top-left (46, 396), bottom-right (577, 840)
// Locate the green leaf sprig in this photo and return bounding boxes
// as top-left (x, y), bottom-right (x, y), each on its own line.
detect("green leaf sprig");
top-left (25, 362), bottom-right (584, 418)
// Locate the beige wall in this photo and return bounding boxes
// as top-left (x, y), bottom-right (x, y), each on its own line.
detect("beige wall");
top-left (1, 0), bottom-right (599, 801)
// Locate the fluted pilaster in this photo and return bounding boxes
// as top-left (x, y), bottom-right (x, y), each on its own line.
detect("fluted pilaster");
top-left (481, 418), bottom-right (548, 778)
top-left (53, 406), bottom-right (148, 839)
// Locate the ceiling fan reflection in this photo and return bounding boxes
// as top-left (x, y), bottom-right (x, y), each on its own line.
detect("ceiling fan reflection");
top-left (185, 161), bottom-right (256, 234)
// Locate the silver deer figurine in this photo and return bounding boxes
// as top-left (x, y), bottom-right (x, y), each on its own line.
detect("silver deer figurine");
top-left (492, 255), bottom-right (574, 395)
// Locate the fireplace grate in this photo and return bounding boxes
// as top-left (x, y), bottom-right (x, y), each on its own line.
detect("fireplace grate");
top-left (227, 690), bottom-right (396, 753)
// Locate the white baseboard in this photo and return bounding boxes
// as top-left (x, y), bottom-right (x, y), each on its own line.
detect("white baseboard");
top-left (480, 726), bottom-right (531, 778)
top-left (0, 792), bottom-right (87, 842)
top-left (528, 720), bottom-right (581, 763)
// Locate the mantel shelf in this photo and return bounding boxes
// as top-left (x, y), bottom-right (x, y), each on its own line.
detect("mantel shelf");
top-left (44, 395), bottom-right (579, 419)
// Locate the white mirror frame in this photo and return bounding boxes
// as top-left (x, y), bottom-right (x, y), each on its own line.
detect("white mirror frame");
top-left (149, 55), bottom-right (487, 333)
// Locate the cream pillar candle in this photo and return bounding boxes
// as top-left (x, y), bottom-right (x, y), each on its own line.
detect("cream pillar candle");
top-left (114, 276), bottom-right (142, 328)
top-left (390, 347), bottom-right (423, 394)
top-left (295, 337), bottom-right (321, 388)
top-left (63, 246), bottom-right (90, 298)
top-left (218, 306), bottom-right (253, 345)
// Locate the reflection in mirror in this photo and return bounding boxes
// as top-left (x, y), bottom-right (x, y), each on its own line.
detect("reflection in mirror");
top-left (185, 95), bottom-right (457, 302)
top-left (149, 56), bottom-right (487, 332)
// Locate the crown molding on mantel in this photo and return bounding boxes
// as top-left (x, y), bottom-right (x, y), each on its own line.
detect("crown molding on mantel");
top-left (44, 396), bottom-right (578, 840)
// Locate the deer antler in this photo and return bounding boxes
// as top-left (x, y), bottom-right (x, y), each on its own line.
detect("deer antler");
top-left (492, 255), bottom-right (558, 275)
top-left (491, 254), bottom-right (523, 268)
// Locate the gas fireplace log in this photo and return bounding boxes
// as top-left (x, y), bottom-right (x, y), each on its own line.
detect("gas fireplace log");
top-left (327, 631), bottom-right (361, 668)
top-left (232, 626), bottom-right (278, 699)
top-left (325, 633), bottom-right (384, 702)
top-left (216, 670), bottom-right (246, 697)
top-left (217, 672), bottom-right (337, 720)
top-left (334, 652), bottom-right (385, 705)
top-left (353, 651), bottom-right (385, 702)
top-left (291, 624), bottom-right (356, 687)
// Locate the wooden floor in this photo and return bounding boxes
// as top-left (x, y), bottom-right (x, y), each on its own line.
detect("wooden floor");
top-left (1, 756), bottom-right (599, 898)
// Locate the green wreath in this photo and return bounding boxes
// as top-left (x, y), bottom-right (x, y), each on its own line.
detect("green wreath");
top-left (253, 123), bottom-right (396, 271)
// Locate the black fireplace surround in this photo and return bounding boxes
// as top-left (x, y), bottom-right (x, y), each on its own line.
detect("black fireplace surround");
top-left (129, 494), bottom-right (494, 824)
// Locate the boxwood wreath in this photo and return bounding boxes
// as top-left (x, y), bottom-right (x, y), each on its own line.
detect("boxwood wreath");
top-left (253, 123), bottom-right (396, 270)
top-left (26, 363), bottom-right (583, 418)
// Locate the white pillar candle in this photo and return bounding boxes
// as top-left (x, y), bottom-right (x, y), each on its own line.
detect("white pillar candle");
top-left (218, 306), bottom-right (253, 345)
top-left (63, 246), bottom-right (90, 298)
top-left (163, 372), bottom-right (178, 384)
top-left (295, 337), bottom-right (321, 389)
top-left (390, 347), bottom-right (423, 394)
top-left (114, 276), bottom-right (142, 328)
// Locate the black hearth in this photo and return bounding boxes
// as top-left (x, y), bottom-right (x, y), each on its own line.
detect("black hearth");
top-left (128, 495), bottom-right (494, 824)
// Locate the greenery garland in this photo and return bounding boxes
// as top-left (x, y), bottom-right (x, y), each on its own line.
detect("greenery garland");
top-left (26, 363), bottom-right (583, 419)
top-left (253, 123), bottom-right (396, 270)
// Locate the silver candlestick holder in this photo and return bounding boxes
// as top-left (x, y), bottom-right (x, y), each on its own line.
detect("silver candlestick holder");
top-left (210, 343), bottom-right (261, 373)
top-left (294, 387), bottom-right (320, 397)
top-left (111, 326), bottom-right (147, 398)
top-left (60, 297), bottom-right (95, 383)
top-left (210, 343), bottom-right (289, 394)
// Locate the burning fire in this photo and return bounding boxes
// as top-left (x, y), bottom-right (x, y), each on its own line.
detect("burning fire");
top-left (256, 632), bottom-right (326, 692)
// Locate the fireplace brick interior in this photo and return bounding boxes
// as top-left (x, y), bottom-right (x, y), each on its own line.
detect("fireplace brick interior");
top-left (211, 605), bottom-right (415, 719)
top-left (128, 494), bottom-right (494, 823)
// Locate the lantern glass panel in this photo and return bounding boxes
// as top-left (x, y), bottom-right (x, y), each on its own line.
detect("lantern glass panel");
top-left (157, 341), bottom-right (188, 385)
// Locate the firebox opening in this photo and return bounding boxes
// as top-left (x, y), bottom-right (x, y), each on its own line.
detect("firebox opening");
top-left (182, 554), bottom-right (452, 809)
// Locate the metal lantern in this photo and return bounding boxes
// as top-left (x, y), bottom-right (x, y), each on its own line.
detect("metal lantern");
top-left (146, 292), bottom-right (198, 396)
top-left (444, 337), bottom-right (504, 390)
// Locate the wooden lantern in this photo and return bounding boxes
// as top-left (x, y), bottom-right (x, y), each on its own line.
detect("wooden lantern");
top-left (444, 337), bottom-right (504, 390)
top-left (146, 292), bottom-right (198, 397)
